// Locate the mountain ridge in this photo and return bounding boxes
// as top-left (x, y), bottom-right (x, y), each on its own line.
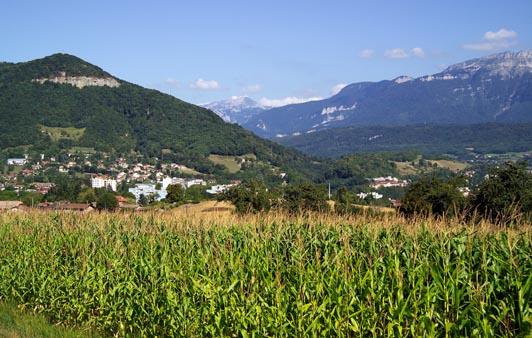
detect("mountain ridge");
top-left (242, 50), bottom-right (532, 138)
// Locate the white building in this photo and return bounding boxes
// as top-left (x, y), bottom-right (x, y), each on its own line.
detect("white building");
top-left (206, 184), bottom-right (235, 194)
top-left (357, 192), bottom-right (383, 200)
top-left (91, 176), bottom-right (117, 191)
top-left (7, 158), bottom-right (27, 166)
top-left (129, 184), bottom-right (167, 202)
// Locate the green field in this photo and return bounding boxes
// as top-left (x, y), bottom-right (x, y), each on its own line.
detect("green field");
top-left (0, 301), bottom-right (98, 338)
top-left (0, 211), bottom-right (531, 337)
top-left (40, 125), bottom-right (86, 142)
top-left (208, 154), bottom-right (243, 173)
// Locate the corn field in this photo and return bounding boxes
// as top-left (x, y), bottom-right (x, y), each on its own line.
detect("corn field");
top-left (0, 211), bottom-right (531, 337)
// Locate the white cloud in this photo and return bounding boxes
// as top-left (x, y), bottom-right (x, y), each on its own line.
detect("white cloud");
top-left (330, 83), bottom-right (347, 96)
top-left (164, 78), bottom-right (180, 88)
top-left (463, 28), bottom-right (518, 51)
top-left (411, 47), bottom-right (425, 58)
top-left (384, 48), bottom-right (409, 58)
top-left (484, 28), bottom-right (517, 41)
top-left (258, 96), bottom-right (322, 108)
top-left (358, 49), bottom-right (375, 58)
top-left (189, 78), bottom-right (221, 90)
top-left (241, 84), bottom-right (262, 94)
top-left (384, 48), bottom-right (425, 59)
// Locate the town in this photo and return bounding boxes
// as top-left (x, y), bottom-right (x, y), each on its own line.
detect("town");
top-left (0, 152), bottom-right (242, 211)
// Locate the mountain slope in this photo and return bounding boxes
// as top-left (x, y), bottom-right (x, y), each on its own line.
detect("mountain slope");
top-left (276, 123), bottom-right (532, 157)
top-left (243, 50), bottom-right (532, 138)
top-left (202, 96), bottom-right (270, 124)
top-left (0, 54), bottom-right (320, 177)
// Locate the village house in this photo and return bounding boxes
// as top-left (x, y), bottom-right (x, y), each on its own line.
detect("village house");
top-left (206, 184), bottom-right (236, 194)
top-left (0, 201), bottom-right (25, 212)
top-left (370, 176), bottom-right (409, 189)
top-left (7, 158), bottom-right (27, 166)
top-left (357, 191), bottom-right (383, 200)
top-left (39, 202), bottom-right (95, 212)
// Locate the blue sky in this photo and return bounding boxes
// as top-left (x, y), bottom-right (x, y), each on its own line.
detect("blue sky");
top-left (1, 0), bottom-right (531, 106)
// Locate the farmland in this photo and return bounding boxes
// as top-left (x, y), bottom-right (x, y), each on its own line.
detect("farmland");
top-left (0, 211), bottom-right (531, 337)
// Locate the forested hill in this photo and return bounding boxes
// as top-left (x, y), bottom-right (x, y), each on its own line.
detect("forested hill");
top-left (0, 53), bottom-right (320, 177)
top-left (276, 123), bottom-right (532, 158)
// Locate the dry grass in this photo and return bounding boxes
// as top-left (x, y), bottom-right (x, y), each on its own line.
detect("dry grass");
top-left (428, 159), bottom-right (468, 171)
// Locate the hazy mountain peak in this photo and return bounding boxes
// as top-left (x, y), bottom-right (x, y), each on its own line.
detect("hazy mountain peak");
top-left (202, 96), bottom-right (271, 124)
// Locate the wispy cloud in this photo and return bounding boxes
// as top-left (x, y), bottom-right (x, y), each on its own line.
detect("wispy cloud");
top-left (358, 49), bottom-right (375, 58)
top-left (189, 78), bottom-right (221, 90)
top-left (241, 84), bottom-right (262, 94)
top-left (330, 83), bottom-right (347, 96)
top-left (411, 47), bottom-right (425, 58)
top-left (384, 48), bottom-right (409, 58)
top-left (384, 48), bottom-right (425, 59)
top-left (484, 28), bottom-right (517, 41)
top-left (164, 78), bottom-right (180, 88)
top-left (258, 96), bottom-right (322, 108)
top-left (463, 28), bottom-right (518, 51)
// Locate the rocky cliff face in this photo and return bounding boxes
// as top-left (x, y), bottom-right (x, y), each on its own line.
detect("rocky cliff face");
top-left (32, 72), bottom-right (120, 89)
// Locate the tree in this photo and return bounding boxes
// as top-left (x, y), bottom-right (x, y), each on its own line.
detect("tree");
top-left (400, 174), bottom-right (467, 218)
top-left (284, 182), bottom-right (330, 213)
top-left (45, 176), bottom-right (82, 202)
top-left (96, 191), bottom-right (118, 211)
top-left (223, 179), bottom-right (272, 214)
top-left (472, 161), bottom-right (532, 224)
top-left (77, 187), bottom-right (97, 203)
top-left (138, 194), bottom-right (148, 206)
top-left (166, 184), bottom-right (185, 204)
top-left (334, 186), bottom-right (353, 215)
top-left (21, 192), bottom-right (43, 207)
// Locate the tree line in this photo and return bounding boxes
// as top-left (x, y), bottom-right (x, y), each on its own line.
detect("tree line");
top-left (222, 161), bottom-right (532, 225)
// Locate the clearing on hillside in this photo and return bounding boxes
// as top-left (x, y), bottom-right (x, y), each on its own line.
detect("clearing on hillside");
top-left (208, 154), bottom-right (256, 173)
top-left (40, 125), bottom-right (85, 141)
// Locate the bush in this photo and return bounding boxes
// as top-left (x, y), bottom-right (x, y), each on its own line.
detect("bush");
top-left (472, 161), bottom-right (532, 224)
top-left (400, 174), bottom-right (467, 218)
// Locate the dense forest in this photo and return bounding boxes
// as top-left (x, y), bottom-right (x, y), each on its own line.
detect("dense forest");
top-left (276, 123), bottom-right (532, 158)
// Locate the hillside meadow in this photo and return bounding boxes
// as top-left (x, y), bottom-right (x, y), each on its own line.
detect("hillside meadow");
top-left (0, 209), bottom-right (531, 337)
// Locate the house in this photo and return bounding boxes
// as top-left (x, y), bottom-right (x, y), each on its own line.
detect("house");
top-left (357, 191), bottom-right (383, 200)
top-left (206, 184), bottom-right (236, 194)
top-left (0, 201), bottom-right (24, 212)
top-left (389, 199), bottom-right (402, 208)
top-left (116, 196), bottom-right (127, 206)
top-left (39, 202), bottom-right (95, 212)
top-left (7, 158), bottom-right (27, 166)
top-left (370, 176), bottom-right (409, 189)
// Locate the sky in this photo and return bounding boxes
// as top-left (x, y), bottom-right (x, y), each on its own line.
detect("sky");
top-left (1, 0), bottom-right (532, 106)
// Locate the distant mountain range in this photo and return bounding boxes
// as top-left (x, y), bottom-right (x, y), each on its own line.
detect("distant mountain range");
top-left (201, 96), bottom-right (270, 124)
top-left (240, 50), bottom-right (532, 138)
